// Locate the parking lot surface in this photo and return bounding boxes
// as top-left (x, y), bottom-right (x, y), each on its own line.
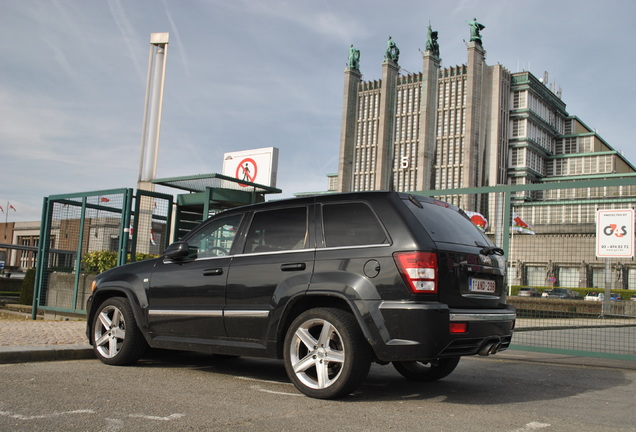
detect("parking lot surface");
top-left (1, 352), bottom-right (635, 431)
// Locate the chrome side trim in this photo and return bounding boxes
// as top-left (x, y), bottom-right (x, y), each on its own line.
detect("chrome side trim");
top-left (162, 255), bottom-right (234, 265)
top-left (163, 243), bottom-right (391, 262)
top-left (148, 310), bottom-right (222, 318)
top-left (450, 310), bottom-right (516, 322)
top-left (148, 309), bottom-right (270, 319)
top-left (379, 301), bottom-right (447, 311)
top-left (224, 310), bottom-right (270, 318)
top-left (319, 243), bottom-right (391, 252)
top-left (238, 244), bottom-right (392, 258)
top-left (238, 248), bottom-right (314, 258)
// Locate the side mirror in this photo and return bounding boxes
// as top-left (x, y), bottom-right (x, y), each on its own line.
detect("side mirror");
top-left (163, 241), bottom-right (190, 261)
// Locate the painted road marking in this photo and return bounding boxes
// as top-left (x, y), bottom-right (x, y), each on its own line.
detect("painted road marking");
top-left (509, 422), bottom-right (551, 431)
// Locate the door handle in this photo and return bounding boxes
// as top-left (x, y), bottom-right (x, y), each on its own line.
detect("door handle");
top-left (203, 268), bottom-right (224, 276)
top-left (281, 263), bottom-right (306, 271)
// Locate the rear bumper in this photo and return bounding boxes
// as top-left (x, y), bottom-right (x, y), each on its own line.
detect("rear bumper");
top-left (363, 301), bottom-right (516, 362)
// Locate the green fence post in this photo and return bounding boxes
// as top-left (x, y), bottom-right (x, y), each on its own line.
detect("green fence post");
top-left (32, 197), bottom-right (51, 320)
top-left (120, 189), bottom-right (134, 266)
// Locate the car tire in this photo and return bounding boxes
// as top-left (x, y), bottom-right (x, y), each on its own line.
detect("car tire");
top-left (283, 308), bottom-right (371, 399)
top-left (91, 297), bottom-right (147, 366)
top-left (392, 357), bottom-right (460, 382)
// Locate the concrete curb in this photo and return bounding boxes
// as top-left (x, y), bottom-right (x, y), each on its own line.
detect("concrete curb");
top-left (0, 344), bottom-right (94, 364)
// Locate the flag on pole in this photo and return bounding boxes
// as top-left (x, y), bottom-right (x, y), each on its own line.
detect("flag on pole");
top-left (512, 212), bottom-right (535, 235)
top-left (0, 205), bottom-right (3, 213)
top-left (150, 229), bottom-right (156, 245)
top-left (9, 204), bottom-right (16, 211)
top-left (464, 210), bottom-right (489, 232)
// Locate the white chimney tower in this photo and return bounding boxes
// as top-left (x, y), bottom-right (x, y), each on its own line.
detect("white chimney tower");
top-left (138, 32), bottom-right (169, 191)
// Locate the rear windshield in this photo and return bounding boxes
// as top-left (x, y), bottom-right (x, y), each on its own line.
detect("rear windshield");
top-left (405, 197), bottom-right (494, 247)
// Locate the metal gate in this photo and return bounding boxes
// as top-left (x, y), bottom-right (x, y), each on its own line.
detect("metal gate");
top-left (32, 188), bottom-right (173, 318)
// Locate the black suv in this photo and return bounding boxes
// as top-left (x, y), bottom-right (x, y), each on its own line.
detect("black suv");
top-left (86, 191), bottom-right (515, 399)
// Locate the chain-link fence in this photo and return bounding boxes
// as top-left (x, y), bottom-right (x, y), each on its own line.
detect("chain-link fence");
top-left (33, 188), bottom-right (173, 317)
top-left (32, 180), bottom-right (636, 360)
top-left (413, 177), bottom-right (636, 361)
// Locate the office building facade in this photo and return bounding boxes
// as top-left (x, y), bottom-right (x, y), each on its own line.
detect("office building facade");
top-left (335, 22), bottom-right (636, 290)
top-left (337, 24), bottom-right (634, 210)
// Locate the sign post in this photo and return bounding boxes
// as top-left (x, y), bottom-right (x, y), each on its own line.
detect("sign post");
top-left (596, 209), bottom-right (634, 316)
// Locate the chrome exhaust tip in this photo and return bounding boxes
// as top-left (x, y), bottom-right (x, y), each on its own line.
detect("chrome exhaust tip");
top-left (478, 338), bottom-right (502, 356)
top-left (478, 343), bottom-right (495, 356)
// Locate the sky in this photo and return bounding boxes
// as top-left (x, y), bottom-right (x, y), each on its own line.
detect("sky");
top-left (1, 0), bottom-right (635, 222)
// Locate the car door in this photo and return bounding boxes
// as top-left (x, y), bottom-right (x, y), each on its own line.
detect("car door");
top-left (224, 205), bottom-right (315, 342)
top-left (146, 213), bottom-right (243, 341)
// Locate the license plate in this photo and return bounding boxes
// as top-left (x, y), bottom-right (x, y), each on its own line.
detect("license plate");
top-left (469, 278), bottom-right (496, 293)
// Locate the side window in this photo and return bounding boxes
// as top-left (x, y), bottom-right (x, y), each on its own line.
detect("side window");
top-left (244, 207), bottom-right (308, 253)
top-left (186, 214), bottom-right (242, 259)
top-left (322, 203), bottom-right (388, 247)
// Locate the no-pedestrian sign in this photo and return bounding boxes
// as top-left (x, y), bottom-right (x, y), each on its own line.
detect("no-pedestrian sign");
top-left (222, 147), bottom-right (279, 188)
top-left (235, 158), bottom-right (258, 186)
top-left (596, 209), bottom-right (634, 258)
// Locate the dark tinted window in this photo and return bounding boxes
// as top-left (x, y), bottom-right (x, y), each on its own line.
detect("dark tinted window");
top-left (322, 203), bottom-right (388, 247)
top-left (186, 214), bottom-right (242, 259)
top-left (406, 198), bottom-right (494, 246)
top-left (244, 207), bottom-right (308, 253)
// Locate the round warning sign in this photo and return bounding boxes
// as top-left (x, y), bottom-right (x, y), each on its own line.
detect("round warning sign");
top-left (235, 158), bottom-right (258, 187)
top-left (222, 147), bottom-right (279, 188)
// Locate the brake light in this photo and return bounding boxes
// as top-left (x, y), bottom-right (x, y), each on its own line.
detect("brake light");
top-left (393, 252), bottom-right (438, 294)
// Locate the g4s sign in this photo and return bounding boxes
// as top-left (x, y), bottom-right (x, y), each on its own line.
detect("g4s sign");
top-left (603, 224), bottom-right (628, 238)
top-left (596, 210), bottom-right (634, 258)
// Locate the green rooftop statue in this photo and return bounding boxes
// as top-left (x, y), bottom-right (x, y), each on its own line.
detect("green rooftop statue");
top-left (348, 44), bottom-right (360, 70)
top-left (467, 17), bottom-right (485, 44)
top-left (425, 23), bottom-right (440, 58)
top-left (385, 36), bottom-right (400, 63)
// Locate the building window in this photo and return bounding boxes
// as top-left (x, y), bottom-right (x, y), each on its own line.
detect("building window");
top-left (592, 267), bottom-right (606, 289)
top-left (17, 236), bottom-right (39, 269)
top-left (526, 266), bottom-right (545, 287)
top-left (628, 268), bottom-right (636, 290)
top-left (513, 91), bottom-right (527, 109)
top-left (511, 119), bottom-right (526, 137)
top-left (558, 267), bottom-right (579, 288)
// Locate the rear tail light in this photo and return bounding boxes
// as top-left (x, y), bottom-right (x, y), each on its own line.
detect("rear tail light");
top-left (449, 322), bottom-right (468, 333)
top-left (393, 252), bottom-right (438, 294)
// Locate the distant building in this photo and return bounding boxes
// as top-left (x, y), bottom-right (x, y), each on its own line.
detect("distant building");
top-left (0, 221), bottom-right (40, 271)
top-left (336, 26), bottom-right (635, 207)
top-left (331, 22), bottom-right (636, 290)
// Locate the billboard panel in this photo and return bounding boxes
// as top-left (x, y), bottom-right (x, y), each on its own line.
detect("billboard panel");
top-left (222, 147), bottom-right (279, 188)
